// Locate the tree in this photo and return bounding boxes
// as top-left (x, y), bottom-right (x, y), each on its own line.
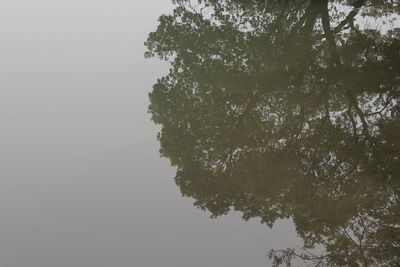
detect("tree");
top-left (146, 0), bottom-right (400, 265)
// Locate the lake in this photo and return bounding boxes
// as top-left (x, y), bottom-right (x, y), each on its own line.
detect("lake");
top-left (1, 0), bottom-right (399, 266)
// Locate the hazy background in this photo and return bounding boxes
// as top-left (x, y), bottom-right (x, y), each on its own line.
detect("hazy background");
top-left (0, 1), bottom-right (299, 266)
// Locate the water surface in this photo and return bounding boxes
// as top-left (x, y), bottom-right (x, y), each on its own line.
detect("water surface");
top-left (1, 0), bottom-right (399, 266)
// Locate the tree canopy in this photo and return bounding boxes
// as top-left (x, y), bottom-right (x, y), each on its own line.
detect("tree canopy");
top-left (146, 0), bottom-right (400, 265)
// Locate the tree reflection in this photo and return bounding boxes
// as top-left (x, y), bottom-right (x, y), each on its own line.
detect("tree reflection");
top-left (146, 0), bottom-right (400, 265)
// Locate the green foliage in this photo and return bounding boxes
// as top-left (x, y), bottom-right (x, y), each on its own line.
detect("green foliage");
top-left (146, 0), bottom-right (400, 265)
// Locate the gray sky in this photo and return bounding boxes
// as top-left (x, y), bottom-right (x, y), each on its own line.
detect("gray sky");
top-left (0, 1), bottom-right (299, 266)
